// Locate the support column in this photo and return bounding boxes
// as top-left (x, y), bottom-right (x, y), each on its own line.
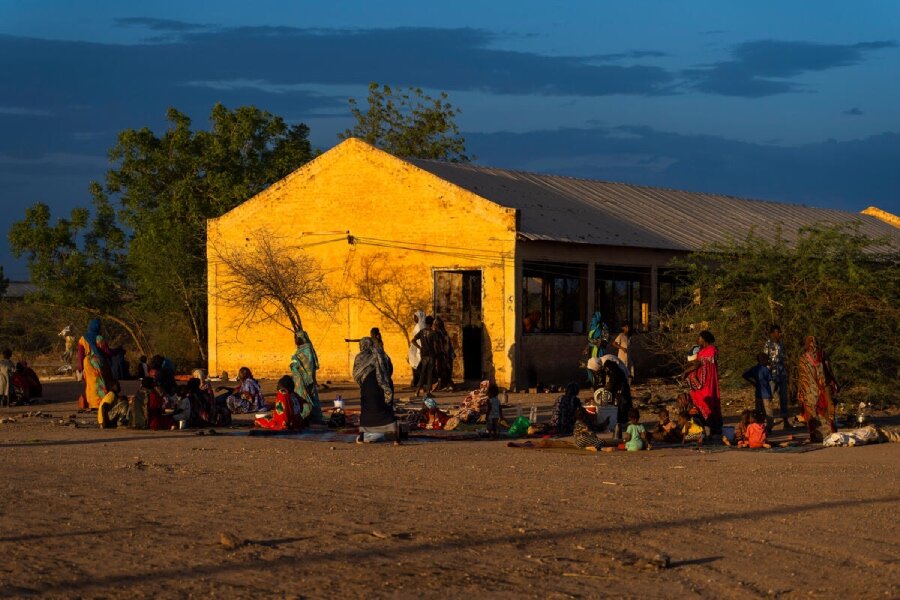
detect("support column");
top-left (650, 265), bottom-right (659, 330)
top-left (586, 260), bottom-right (596, 322)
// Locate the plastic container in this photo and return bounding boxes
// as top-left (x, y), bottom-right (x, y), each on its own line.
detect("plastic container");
top-left (722, 426), bottom-right (736, 444)
top-left (596, 405), bottom-right (617, 430)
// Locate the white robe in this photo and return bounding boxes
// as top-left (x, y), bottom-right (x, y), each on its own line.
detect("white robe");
top-left (407, 310), bottom-right (427, 368)
top-left (0, 359), bottom-right (13, 397)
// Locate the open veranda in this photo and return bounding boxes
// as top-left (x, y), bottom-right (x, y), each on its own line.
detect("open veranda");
top-left (0, 379), bottom-right (897, 599)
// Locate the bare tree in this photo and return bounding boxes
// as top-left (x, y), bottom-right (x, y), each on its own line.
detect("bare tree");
top-left (212, 234), bottom-right (334, 334)
top-left (351, 253), bottom-right (431, 346)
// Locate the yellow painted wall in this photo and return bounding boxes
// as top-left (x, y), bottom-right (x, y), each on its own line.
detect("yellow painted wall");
top-left (207, 138), bottom-right (519, 387)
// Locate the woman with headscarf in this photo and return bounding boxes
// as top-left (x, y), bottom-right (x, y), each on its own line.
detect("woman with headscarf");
top-left (797, 335), bottom-right (838, 443)
top-left (291, 330), bottom-right (322, 423)
top-left (76, 319), bottom-right (113, 409)
top-left (586, 312), bottom-right (610, 386)
top-left (684, 330), bottom-right (723, 434)
top-left (601, 354), bottom-right (633, 436)
top-left (354, 337), bottom-right (399, 443)
top-left (407, 310), bottom-right (426, 387)
top-left (226, 367), bottom-right (266, 414)
top-left (255, 375), bottom-right (310, 431)
top-left (434, 317), bottom-right (455, 391)
top-left (420, 396), bottom-right (450, 430)
top-left (549, 382), bottom-right (582, 435)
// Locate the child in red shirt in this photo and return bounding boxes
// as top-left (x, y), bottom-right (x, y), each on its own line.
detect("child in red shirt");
top-left (738, 411), bottom-right (771, 449)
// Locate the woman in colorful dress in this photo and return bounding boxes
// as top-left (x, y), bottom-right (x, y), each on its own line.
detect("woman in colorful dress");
top-left (255, 375), bottom-right (310, 431)
top-left (76, 319), bottom-right (113, 409)
top-left (225, 367), bottom-right (266, 414)
top-left (454, 379), bottom-right (491, 424)
top-left (586, 312), bottom-right (609, 387)
top-left (290, 330), bottom-right (322, 424)
top-left (684, 330), bottom-right (723, 434)
top-left (797, 335), bottom-right (839, 443)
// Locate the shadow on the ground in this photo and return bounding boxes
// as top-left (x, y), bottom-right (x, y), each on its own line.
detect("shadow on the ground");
top-left (0, 527), bottom-right (138, 544)
top-left (0, 434), bottom-right (195, 448)
top-left (6, 494), bottom-right (897, 595)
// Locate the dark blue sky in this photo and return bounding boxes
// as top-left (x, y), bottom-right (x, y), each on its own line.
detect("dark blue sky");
top-left (2, 1), bottom-right (899, 277)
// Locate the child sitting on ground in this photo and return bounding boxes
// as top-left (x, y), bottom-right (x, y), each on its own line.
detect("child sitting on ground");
top-left (679, 411), bottom-right (705, 445)
top-left (573, 406), bottom-right (606, 451)
top-left (738, 411), bottom-right (772, 449)
top-left (98, 380), bottom-right (128, 429)
top-left (623, 408), bottom-right (650, 451)
top-left (421, 395), bottom-right (450, 430)
top-left (138, 377), bottom-right (174, 431)
top-left (743, 353), bottom-right (774, 432)
top-left (652, 408), bottom-right (681, 443)
top-left (486, 383), bottom-right (503, 439)
top-left (723, 409), bottom-right (753, 446)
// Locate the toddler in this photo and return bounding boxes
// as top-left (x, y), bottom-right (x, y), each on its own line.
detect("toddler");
top-left (724, 409), bottom-right (753, 446)
top-left (623, 408), bottom-right (650, 451)
top-left (486, 383), bottom-right (503, 439)
top-left (679, 411), bottom-right (705, 445)
top-left (738, 411), bottom-right (771, 449)
top-left (743, 353), bottom-right (774, 431)
top-left (652, 408), bottom-right (681, 443)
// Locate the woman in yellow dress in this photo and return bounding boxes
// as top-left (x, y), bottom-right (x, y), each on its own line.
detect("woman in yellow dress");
top-left (76, 319), bottom-right (113, 409)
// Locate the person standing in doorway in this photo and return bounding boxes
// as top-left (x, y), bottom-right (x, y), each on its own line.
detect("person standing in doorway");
top-left (412, 316), bottom-right (439, 397)
top-left (434, 317), bottom-right (455, 391)
top-left (764, 325), bottom-right (792, 430)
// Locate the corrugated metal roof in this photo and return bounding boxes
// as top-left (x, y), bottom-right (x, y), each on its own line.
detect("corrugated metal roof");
top-left (4, 282), bottom-right (37, 298)
top-left (408, 159), bottom-right (900, 252)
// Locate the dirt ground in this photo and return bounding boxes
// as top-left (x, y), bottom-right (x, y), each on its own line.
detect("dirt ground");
top-left (0, 380), bottom-right (897, 599)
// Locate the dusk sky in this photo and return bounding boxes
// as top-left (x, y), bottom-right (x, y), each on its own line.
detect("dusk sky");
top-left (2, 1), bottom-right (899, 278)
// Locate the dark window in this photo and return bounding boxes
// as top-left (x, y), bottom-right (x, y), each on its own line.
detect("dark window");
top-left (522, 262), bottom-right (587, 334)
top-left (657, 269), bottom-right (691, 314)
top-left (595, 266), bottom-right (651, 331)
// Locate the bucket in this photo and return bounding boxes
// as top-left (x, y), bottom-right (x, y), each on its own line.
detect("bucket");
top-left (597, 405), bottom-right (617, 430)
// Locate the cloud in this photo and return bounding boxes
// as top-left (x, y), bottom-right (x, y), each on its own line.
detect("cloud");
top-left (685, 39), bottom-right (898, 97)
top-left (590, 50), bottom-right (668, 61)
top-left (0, 106), bottom-right (52, 117)
top-left (465, 126), bottom-right (900, 212)
top-left (114, 17), bottom-right (213, 32)
top-left (843, 107), bottom-right (863, 116)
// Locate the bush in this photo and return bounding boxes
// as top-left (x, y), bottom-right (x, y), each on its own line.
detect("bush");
top-left (651, 224), bottom-right (899, 405)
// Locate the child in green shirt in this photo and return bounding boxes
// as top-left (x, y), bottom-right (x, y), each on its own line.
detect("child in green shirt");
top-left (623, 408), bottom-right (650, 451)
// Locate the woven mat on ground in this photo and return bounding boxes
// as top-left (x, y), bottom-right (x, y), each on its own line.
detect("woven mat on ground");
top-left (241, 429), bottom-right (479, 444)
top-left (506, 440), bottom-right (596, 454)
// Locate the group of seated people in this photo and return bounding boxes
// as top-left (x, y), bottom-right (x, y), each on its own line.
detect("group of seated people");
top-left (98, 368), bottom-right (232, 431)
top-left (0, 348), bottom-right (43, 406)
top-left (548, 383), bottom-right (770, 452)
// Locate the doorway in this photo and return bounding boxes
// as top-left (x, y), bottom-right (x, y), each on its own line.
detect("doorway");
top-left (433, 270), bottom-right (483, 381)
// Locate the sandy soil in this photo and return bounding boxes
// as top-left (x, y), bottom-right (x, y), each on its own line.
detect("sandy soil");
top-left (0, 380), bottom-right (897, 599)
